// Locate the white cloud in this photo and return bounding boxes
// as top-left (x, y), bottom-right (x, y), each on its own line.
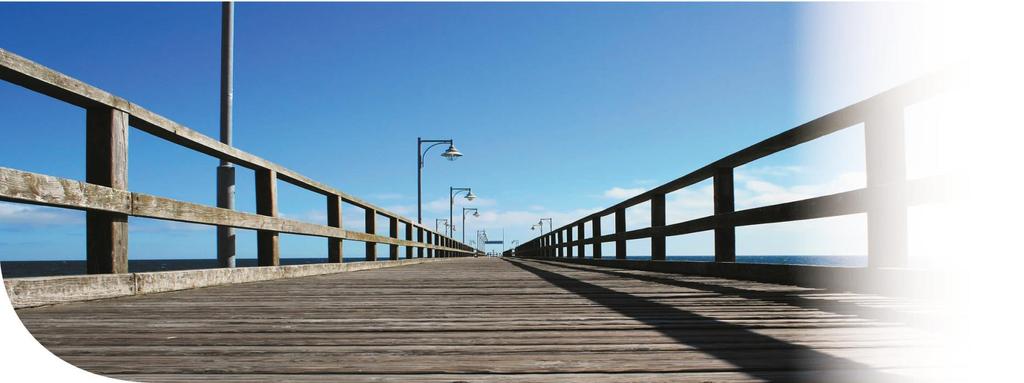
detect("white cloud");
top-left (419, 196), bottom-right (497, 214)
top-left (603, 187), bottom-right (646, 200)
top-left (0, 202), bottom-right (82, 227)
top-left (735, 170), bottom-right (865, 209)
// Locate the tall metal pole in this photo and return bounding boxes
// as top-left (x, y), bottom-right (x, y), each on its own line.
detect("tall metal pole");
top-left (417, 138), bottom-right (422, 224)
top-left (216, 1), bottom-right (236, 268)
top-left (449, 187), bottom-right (454, 239)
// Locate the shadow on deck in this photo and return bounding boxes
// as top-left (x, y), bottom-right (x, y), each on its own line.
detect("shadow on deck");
top-left (12, 257), bottom-right (940, 382)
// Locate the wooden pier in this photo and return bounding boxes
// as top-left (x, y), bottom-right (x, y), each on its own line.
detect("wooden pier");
top-left (16, 257), bottom-right (939, 382)
top-left (0, 46), bottom-right (952, 382)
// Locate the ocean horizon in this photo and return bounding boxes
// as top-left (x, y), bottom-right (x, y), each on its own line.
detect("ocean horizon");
top-left (0, 255), bottom-right (871, 279)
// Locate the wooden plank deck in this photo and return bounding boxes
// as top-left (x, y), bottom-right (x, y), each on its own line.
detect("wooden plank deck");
top-left (14, 258), bottom-right (941, 382)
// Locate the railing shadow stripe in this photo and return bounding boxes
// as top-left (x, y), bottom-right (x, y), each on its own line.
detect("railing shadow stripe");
top-left (505, 258), bottom-right (903, 382)
top-left (529, 259), bottom-right (932, 328)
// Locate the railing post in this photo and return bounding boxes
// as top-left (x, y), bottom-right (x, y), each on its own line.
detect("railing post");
top-left (389, 216), bottom-right (399, 260)
top-left (651, 193), bottom-right (666, 261)
top-left (565, 228), bottom-right (573, 258)
top-left (255, 168), bottom-right (280, 266)
top-left (714, 167), bottom-right (736, 263)
top-left (615, 207), bottom-right (626, 259)
top-left (556, 231), bottom-right (564, 258)
top-left (365, 209), bottom-right (377, 261)
top-left (417, 228), bottom-right (424, 258)
top-left (327, 195), bottom-right (343, 263)
top-left (85, 107), bottom-right (129, 274)
top-left (592, 217), bottom-right (602, 259)
top-left (576, 223), bottom-right (584, 258)
top-left (427, 233), bottom-right (434, 258)
top-left (405, 222), bottom-right (413, 259)
top-left (865, 107), bottom-right (908, 268)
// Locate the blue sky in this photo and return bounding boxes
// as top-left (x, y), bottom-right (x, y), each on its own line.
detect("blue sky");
top-left (0, 2), bottom-right (933, 261)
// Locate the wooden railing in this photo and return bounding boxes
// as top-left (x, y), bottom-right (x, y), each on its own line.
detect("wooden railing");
top-left (0, 48), bottom-right (474, 274)
top-left (508, 73), bottom-right (949, 269)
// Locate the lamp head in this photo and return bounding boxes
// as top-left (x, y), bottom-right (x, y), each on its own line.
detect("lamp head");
top-left (464, 190), bottom-right (477, 201)
top-left (441, 143), bottom-right (462, 161)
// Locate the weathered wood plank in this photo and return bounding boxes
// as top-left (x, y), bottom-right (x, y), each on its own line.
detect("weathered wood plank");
top-left (0, 167), bottom-right (130, 213)
top-left (0, 170), bottom-right (468, 255)
top-left (14, 258), bottom-right (941, 381)
top-left (5, 258), bottom-right (457, 308)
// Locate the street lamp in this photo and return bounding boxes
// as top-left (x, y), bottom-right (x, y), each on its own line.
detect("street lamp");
top-left (531, 218), bottom-right (553, 236)
top-left (462, 207), bottom-right (479, 243)
top-left (435, 218), bottom-right (449, 234)
top-left (418, 138), bottom-right (462, 224)
top-left (450, 186), bottom-right (476, 239)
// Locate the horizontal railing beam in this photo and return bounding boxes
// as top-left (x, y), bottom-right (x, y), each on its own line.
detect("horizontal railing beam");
top-left (531, 176), bottom-right (944, 253)
top-left (0, 49), bottom-right (441, 237)
top-left (0, 167), bottom-right (470, 253)
top-left (535, 73), bottom-right (948, 235)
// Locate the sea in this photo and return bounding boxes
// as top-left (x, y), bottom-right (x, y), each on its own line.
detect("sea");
top-left (0, 255), bottom-right (869, 279)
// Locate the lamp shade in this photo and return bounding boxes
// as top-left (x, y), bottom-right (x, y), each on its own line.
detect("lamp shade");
top-left (441, 144), bottom-right (462, 161)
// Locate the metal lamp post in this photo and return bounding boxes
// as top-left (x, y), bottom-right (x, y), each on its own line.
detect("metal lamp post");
top-left (435, 218), bottom-right (449, 233)
top-left (449, 187), bottom-right (476, 239)
top-left (462, 207), bottom-right (479, 243)
top-left (417, 138), bottom-right (462, 224)
top-left (216, 1), bottom-right (236, 268)
top-left (530, 218), bottom-right (552, 236)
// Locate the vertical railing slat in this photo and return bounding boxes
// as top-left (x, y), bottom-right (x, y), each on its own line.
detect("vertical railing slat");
top-left (255, 168), bottom-right (280, 266)
top-left (405, 223), bottom-right (413, 259)
top-left (865, 107), bottom-right (908, 268)
top-left (365, 209), bottom-right (377, 261)
top-left (592, 216), bottom-right (602, 259)
top-left (651, 193), bottom-right (666, 260)
top-left (714, 167), bottom-right (736, 263)
top-left (576, 224), bottom-right (584, 259)
top-left (417, 228), bottom-right (424, 258)
top-left (565, 228), bottom-right (573, 258)
top-left (327, 195), bottom-right (343, 263)
top-left (85, 107), bottom-right (129, 274)
top-left (614, 207), bottom-right (626, 259)
top-left (389, 216), bottom-right (399, 260)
